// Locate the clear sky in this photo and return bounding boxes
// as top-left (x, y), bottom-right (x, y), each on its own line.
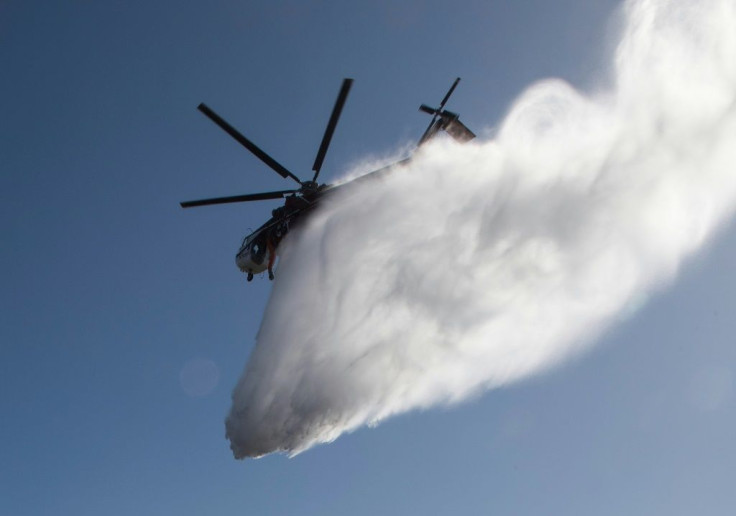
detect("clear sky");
top-left (2, 1), bottom-right (735, 515)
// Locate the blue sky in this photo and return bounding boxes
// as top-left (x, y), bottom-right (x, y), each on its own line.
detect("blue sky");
top-left (2, 1), bottom-right (735, 515)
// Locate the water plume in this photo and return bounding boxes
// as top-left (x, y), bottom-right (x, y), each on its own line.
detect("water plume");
top-left (226, 0), bottom-right (736, 458)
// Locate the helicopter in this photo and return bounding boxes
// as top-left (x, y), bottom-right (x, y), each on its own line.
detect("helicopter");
top-left (180, 77), bottom-right (475, 282)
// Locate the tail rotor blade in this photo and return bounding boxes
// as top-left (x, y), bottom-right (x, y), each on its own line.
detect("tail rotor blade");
top-left (438, 77), bottom-right (460, 111)
top-left (198, 103), bottom-right (303, 186)
top-left (418, 77), bottom-right (462, 146)
top-left (312, 78), bottom-right (353, 182)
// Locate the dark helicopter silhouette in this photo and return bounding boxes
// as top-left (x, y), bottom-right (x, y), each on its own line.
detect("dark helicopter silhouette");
top-left (181, 78), bottom-right (475, 281)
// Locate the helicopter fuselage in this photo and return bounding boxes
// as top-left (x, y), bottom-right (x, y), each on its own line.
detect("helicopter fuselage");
top-left (181, 77), bottom-right (474, 283)
top-left (234, 191), bottom-right (322, 279)
top-left (236, 229), bottom-right (272, 276)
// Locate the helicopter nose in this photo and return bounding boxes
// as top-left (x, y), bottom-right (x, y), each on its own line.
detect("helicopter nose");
top-left (236, 248), bottom-right (263, 274)
top-left (235, 252), bottom-right (249, 272)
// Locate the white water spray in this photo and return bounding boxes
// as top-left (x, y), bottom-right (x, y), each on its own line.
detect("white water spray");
top-left (226, 0), bottom-right (736, 458)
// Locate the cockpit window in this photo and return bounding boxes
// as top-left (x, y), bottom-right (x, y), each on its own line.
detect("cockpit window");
top-left (242, 233), bottom-right (256, 248)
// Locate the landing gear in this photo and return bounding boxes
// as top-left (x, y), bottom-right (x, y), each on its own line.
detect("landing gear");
top-left (247, 273), bottom-right (254, 282)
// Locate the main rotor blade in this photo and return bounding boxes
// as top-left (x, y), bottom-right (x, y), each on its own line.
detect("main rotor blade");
top-left (197, 103), bottom-right (303, 186)
top-left (180, 189), bottom-right (297, 208)
top-left (312, 78), bottom-right (353, 182)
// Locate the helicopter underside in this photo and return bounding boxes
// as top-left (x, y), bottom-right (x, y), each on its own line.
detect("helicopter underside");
top-left (236, 246), bottom-right (271, 275)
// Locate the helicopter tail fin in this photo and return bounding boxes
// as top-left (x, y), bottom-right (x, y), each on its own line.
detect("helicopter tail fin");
top-left (418, 78), bottom-right (475, 146)
top-left (444, 116), bottom-right (475, 143)
top-left (418, 110), bottom-right (476, 146)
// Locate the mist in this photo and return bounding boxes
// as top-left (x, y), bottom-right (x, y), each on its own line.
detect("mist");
top-left (226, 0), bottom-right (736, 458)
